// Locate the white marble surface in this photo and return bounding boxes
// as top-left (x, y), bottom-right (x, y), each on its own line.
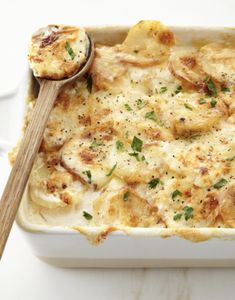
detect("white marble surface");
top-left (1, 0), bottom-right (235, 299)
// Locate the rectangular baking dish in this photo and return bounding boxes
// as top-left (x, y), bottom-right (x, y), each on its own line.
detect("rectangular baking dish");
top-left (8, 24), bottom-right (235, 267)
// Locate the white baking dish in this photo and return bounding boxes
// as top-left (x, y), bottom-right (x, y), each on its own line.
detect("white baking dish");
top-left (3, 25), bottom-right (235, 267)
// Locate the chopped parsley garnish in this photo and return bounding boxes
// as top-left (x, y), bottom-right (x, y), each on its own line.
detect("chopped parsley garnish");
top-left (90, 139), bottom-right (104, 149)
top-left (173, 207), bottom-right (194, 221)
top-left (183, 206), bottom-right (194, 221)
top-left (136, 99), bottom-right (146, 109)
top-left (199, 98), bottom-right (206, 104)
top-left (123, 191), bottom-right (129, 201)
top-left (86, 74), bottom-right (93, 93)
top-left (213, 178), bottom-right (228, 189)
top-left (172, 189), bottom-right (182, 200)
top-left (128, 152), bottom-right (145, 161)
top-left (83, 211), bottom-right (93, 220)
top-left (210, 99), bottom-right (217, 108)
top-left (148, 178), bottom-right (163, 189)
top-left (221, 86), bottom-right (230, 93)
top-left (184, 103), bottom-right (193, 110)
top-left (174, 85), bottom-right (182, 94)
top-left (82, 170), bottom-right (92, 184)
top-left (131, 136), bottom-right (143, 152)
top-left (116, 140), bottom-right (124, 151)
top-left (226, 155), bottom-right (235, 161)
top-left (124, 103), bottom-right (132, 111)
top-left (145, 111), bottom-right (157, 122)
top-left (204, 77), bottom-right (217, 97)
top-left (106, 163), bottom-right (117, 176)
top-left (65, 42), bottom-right (75, 60)
top-left (159, 86), bottom-right (167, 94)
top-left (173, 213), bottom-right (182, 221)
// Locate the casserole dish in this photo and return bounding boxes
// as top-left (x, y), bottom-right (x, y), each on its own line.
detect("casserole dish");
top-left (7, 23), bottom-right (235, 267)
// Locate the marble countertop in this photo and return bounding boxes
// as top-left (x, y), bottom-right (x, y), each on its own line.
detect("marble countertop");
top-left (0, 0), bottom-right (235, 299)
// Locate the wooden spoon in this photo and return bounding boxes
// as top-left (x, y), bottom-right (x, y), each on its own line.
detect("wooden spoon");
top-left (0, 35), bottom-right (94, 259)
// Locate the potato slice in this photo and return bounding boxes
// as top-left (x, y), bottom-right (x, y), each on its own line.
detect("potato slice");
top-left (219, 183), bottom-right (235, 227)
top-left (199, 42), bottom-right (235, 85)
top-left (93, 184), bottom-right (160, 227)
top-left (169, 47), bottom-right (205, 89)
top-left (61, 137), bottom-right (111, 188)
top-left (29, 156), bottom-right (84, 208)
top-left (91, 46), bottom-right (127, 90)
top-left (121, 20), bottom-right (175, 63)
top-left (42, 81), bottom-right (90, 151)
top-left (172, 108), bottom-right (223, 137)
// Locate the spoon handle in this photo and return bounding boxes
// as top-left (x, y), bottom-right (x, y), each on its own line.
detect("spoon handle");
top-left (0, 80), bottom-right (60, 259)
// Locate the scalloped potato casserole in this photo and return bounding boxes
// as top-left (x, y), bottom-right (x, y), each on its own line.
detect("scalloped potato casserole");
top-left (12, 21), bottom-right (235, 238)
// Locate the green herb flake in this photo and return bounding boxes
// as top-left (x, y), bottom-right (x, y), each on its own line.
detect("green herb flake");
top-left (183, 206), bottom-right (194, 221)
top-left (210, 99), bottom-right (217, 108)
top-left (159, 86), bottom-right (167, 94)
top-left (174, 85), bottom-right (182, 94)
top-left (173, 213), bottom-right (182, 221)
top-left (226, 155), bottom-right (235, 161)
top-left (199, 98), bottom-right (206, 104)
top-left (204, 77), bottom-right (217, 97)
top-left (124, 103), bottom-right (133, 111)
top-left (213, 178), bottom-right (228, 189)
top-left (90, 139), bottom-right (104, 149)
top-left (141, 155), bottom-right (145, 161)
top-left (129, 152), bottom-right (139, 160)
top-left (82, 170), bottom-right (92, 184)
top-left (172, 189), bottom-right (182, 200)
top-left (148, 178), bottom-right (163, 189)
top-left (65, 42), bottom-right (75, 60)
top-left (184, 103), bottom-right (193, 110)
top-left (145, 111), bottom-right (157, 122)
top-left (128, 152), bottom-right (145, 162)
top-left (131, 136), bottom-right (143, 152)
top-left (116, 140), bottom-right (124, 151)
top-left (83, 211), bottom-right (93, 220)
top-left (86, 74), bottom-right (93, 93)
top-left (123, 191), bottom-right (129, 201)
top-left (221, 86), bottom-right (230, 93)
top-left (106, 163), bottom-right (117, 177)
top-left (136, 99), bottom-right (146, 109)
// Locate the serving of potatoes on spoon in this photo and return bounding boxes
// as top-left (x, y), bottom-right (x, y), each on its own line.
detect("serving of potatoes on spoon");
top-left (28, 25), bottom-right (89, 79)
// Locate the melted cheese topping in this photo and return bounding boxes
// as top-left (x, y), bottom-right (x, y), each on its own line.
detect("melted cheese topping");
top-left (28, 25), bottom-right (88, 79)
top-left (15, 21), bottom-right (235, 238)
